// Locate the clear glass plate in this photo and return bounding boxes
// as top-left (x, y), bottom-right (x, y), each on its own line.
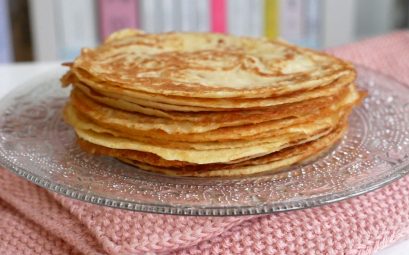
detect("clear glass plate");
top-left (1, 66), bottom-right (409, 216)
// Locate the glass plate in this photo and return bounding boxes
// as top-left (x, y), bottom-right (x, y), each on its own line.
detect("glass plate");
top-left (1, 66), bottom-right (409, 216)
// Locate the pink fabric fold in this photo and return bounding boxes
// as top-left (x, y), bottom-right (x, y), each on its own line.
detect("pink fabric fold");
top-left (1, 31), bottom-right (409, 255)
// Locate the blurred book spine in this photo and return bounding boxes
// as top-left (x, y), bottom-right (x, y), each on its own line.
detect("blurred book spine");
top-left (195, 0), bottom-right (210, 32)
top-left (0, 0), bottom-right (13, 63)
top-left (356, 0), bottom-right (396, 40)
top-left (279, 0), bottom-right (304, 45)
top-left (55, 0), bottom-right (98, 60)
top-left (211, 0), bottom-right (226, 33)
top-left (322, 0), bottom-right (356, 48)
top-left (249, 0), bottom-right (264, 37)
top-left (227, 0), bottom-right (263, 37)
top-left (264, 0), bottom-right (279, 39)
top-left (179, 0), bottom-right (210, 32)
top-left (163, 0), bottom-right (181, 32)
top-left (227, 0), bottom-right (247, 36)
top-left (304, 0), bottom-right (321, 48)
top-left (28, 0), bottom-right (58, 61)
top-left (180, 0), bottom-right (196, 32)
top-left (98, 0), bottom-right (139, 40)
top-left (9, 0), bottom-right (33, 61)
top-left (140, 0), bottom-right (160, 33)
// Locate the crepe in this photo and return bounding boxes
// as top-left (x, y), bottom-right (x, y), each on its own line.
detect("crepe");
top-left (67, 83), bottom-right (359, 136)
top-left (76, 120), bottom-right (346, 170)
top-left (71, 81), bottom-right (350, 123)
top-left (60, 29), bottom-right (365, 177)
top-left (68, 70), bottom-right (354, 110)
top-left (119, 122), bottom-right (346, 177)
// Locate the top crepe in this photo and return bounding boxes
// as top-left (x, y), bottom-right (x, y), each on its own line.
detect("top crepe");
top-left (68, 29), bottom-right (356, 99)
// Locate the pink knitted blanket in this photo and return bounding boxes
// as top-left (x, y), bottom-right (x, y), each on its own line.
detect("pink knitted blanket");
top-left (1, 32), bottom-right (409, 255)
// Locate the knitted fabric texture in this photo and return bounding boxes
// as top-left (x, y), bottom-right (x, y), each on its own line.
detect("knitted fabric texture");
top-left (1, 31), bottom-right (409, 255)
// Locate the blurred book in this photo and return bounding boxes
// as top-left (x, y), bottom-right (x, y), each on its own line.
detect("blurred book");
top-left (356, 0), bottom-right (398, 40)
top-left (9, 0), bottom-right (33, 62)
top-left (279, 0), bottom-right (304, 45)
top-left (140, 0), bottom-right (210, 33)
top-left (55, 0), bottom-right (98, 60)
top-left (28, 0), bottom-right (58, 61)
top-left (196, 0), bottom-right (210, 32)
top-left (0, 0), bottom-right (13, 63)
top-left (264, 0), bottom-right (279, 39)
top-left (161, 0), bottom-right (181, 32)
top-left (181, 0), bottom-right (210, 32)
top-left (140, 0), bottom-right (160, 33)
top-left (227, 0), bottom-right (248, 36)
top-left (279, 0), bottom-right (321, 48)
top-left (98, 0), bottom-right (139, 40)
top-left (179, 0), bottom-right (193, 31)
top-left (249, 0), bottom-right (264, 37)
top-left (396, 0), bottom-right (409, 28)
top-left (227, 0), bottom-right (263, 37)
top-left (322, 0), bottom-right (356, 48)
top-left (211, 0), bottom-right (226, 33)
top-left (304, 0), bottom-right (321, 49)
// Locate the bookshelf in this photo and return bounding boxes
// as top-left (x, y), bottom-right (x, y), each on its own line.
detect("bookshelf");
top-left (28, 0), bottom-right (58, 61)
top-left (0, 0), bottom-right (408, 62)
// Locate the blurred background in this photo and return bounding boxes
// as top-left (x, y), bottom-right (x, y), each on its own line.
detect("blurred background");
top-left (0, 0), bottom-right (408, 63)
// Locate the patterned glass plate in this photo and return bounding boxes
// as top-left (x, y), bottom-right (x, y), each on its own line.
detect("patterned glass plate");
top-left (1, 66), bottom-right (409, 216)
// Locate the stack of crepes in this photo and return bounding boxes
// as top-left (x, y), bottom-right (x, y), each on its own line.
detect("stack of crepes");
top-left (61, 29), bottom-right (364, 177)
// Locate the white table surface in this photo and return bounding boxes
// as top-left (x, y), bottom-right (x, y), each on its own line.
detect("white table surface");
top-left (0, 62), bottom-right (408, 254)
